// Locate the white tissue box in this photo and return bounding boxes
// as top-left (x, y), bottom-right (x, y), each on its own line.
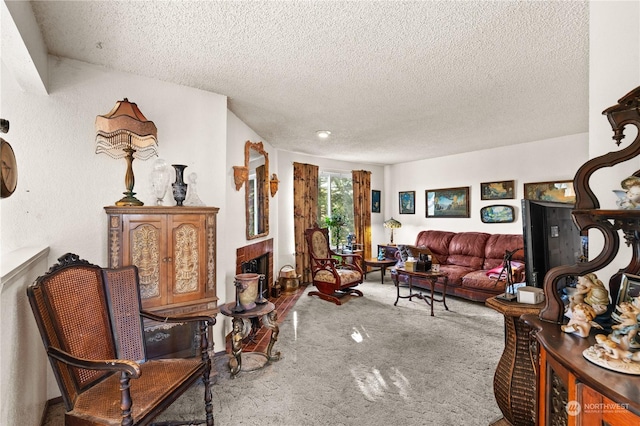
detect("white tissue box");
top-left (517, 286), bottom-right (544, 304)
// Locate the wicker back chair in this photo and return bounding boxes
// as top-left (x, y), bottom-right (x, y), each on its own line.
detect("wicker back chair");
top-left (304, 225), bottom-right (364, 305)
top-left (27, 253), bottom-right (215, 426)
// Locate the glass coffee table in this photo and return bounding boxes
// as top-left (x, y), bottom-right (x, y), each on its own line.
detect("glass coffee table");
top-left (391, 267), bottom-right (448, 316)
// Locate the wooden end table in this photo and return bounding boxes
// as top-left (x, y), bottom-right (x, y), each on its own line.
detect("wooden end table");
top-left (391, 267), bottom-right (448, 316)
top-left (485, 296), bottom-right (544, 426)
top-left (220, 301), bottom-right (281, 378)
top-left (363, 258), bottom-right (397, 283)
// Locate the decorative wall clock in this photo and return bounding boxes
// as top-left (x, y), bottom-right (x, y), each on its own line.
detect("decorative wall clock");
top-left (1, 119), bottom-right (17, 198)
top-left (1, 138), bottom-right (17, 198)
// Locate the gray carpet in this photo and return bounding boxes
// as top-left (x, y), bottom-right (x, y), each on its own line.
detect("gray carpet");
top-left (44, 279), bottom-right (505, 425)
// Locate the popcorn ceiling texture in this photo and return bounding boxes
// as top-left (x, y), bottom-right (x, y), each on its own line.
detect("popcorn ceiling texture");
top-left (30, 1), bottom-right (588, 165)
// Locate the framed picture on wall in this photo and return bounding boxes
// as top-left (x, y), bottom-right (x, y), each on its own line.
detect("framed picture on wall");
top-left (481, 180), bottom-right (515, 200)
top-left (372, 190), bottom-right (381, 213)
top-left (480, 205), bottom-right (515, 223)
top-left (524, 180), bottom-right (575, 204)
top-left (399, 191), bottom-right (415, 214)
top-left (426, 187), bottom-right (470, 218)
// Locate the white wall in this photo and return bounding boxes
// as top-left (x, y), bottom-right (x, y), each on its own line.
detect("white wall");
top-left (586, 1), bottom-right (640, 287)
top-left (385, 133), bottom-right (589, 243)
top-left (0, 248), bottom-right (50, 426)
top-left (1, 55), bottom-right (230, 372)
top-left (274, 151), bottom-right (385, 267)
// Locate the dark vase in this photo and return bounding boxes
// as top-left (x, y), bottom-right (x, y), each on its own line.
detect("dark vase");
top-left (172, 164), bottom-right (188, 206)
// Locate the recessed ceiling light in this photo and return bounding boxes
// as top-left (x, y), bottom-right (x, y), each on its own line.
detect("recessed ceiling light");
top-left (316, 130), bottom-right (331, 139)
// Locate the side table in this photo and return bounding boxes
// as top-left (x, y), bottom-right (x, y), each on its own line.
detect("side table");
top-left (363, 258), bottom-right (397, 283)
top-left (485, 296), bottom-right (544, 426)
top-left (220, 301), bottom-right (281, 378)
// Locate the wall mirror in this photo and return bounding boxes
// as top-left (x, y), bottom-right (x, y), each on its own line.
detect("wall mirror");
top-left (245, 141), bottom-right (269, 239)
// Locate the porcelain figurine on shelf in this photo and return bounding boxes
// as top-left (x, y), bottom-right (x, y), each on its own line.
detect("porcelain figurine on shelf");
top-left (614, 176), bottom-right (640, 209)
top-left (610, 300), bottom-right (640, 350)
top-left (561, 303), bottom-right (602, 337)
top-left (567, 273), bottom-right (609, 316)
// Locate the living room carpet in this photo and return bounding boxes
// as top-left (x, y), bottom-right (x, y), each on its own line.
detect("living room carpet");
top-left (44, 279), bottom-right (505, 425)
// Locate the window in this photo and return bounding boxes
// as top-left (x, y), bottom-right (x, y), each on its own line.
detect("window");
top-left (318, 170), bottom-right (353, 248)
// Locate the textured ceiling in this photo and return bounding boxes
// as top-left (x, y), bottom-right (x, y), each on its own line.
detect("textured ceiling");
top-left (29, 0), bottom-right (589, 165)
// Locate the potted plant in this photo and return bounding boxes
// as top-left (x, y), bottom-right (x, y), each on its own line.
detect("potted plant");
top-left (324, 209), bottom-right (345, 250)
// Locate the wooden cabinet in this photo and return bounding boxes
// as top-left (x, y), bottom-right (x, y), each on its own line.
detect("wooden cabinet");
top-left (523, 316), bottom-right (640, 426)
top-left (105, 206), bottom-right (219, 315)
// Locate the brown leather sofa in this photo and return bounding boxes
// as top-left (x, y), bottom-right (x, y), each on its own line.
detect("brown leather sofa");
top-left (393, 230), bottom-right (525, 302)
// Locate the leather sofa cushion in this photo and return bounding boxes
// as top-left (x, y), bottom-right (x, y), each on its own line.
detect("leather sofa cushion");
top-left (414, 230), bottom-right (455, 264)
top-left (482, 234), bottom-right (525, 270)
top-left (446, 232), bottom-right (490, 270)
top-left (462, 270), bottom-right (507, 291)
top-left (438, 265), bottom-right (475, 287)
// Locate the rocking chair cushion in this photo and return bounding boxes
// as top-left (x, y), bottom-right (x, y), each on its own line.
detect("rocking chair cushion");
top-left (315, 268), bottom-right (362, 285)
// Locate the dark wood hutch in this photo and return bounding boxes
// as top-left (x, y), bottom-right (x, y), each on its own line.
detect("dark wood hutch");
top-left (523, 87), bottom-right (640, 425)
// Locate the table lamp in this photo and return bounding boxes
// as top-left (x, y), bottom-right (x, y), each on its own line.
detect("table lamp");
top-left (95, 98), bottom-right (158, 206)
top-left (384, 217), bottom-right (402, 245)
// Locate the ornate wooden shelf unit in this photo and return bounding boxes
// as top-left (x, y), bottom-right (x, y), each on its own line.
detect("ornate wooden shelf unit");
top-left (524, 87), bottom-right (640, 425)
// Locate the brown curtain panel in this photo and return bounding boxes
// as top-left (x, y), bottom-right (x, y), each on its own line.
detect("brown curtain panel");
top-left (293, 162), bottom-right (319, 283)
top-left (352, 170), bottom-right (372, 260)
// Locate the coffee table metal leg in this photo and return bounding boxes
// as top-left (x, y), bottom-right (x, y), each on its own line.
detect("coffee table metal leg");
top-left (442, 277), bottom-right (449, 311)
top-left (393, 274), bottom-right (400, 306)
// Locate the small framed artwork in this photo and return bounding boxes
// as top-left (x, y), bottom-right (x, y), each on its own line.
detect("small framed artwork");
top-left (372, 190), bottom-right (381, 213)
top-left (480, 205), bottom-right (515, 223)
top-left (524, 180), bottom-right (575, 204)
top-left (399, 191), bottom-right (415, 214)
top-left (426, 186), bottom-right (470, 218)
top-left (616, 273), bottom-right (640, 306)
top-left (481, 180), bottom-right (515, 200)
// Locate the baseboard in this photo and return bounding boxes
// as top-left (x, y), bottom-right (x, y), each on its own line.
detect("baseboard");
top-left (40, 396), bottom-right (63, 426)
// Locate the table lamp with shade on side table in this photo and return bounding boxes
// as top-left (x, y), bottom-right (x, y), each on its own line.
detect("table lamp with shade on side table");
top-left (383, 217), bottom-right (402, 245)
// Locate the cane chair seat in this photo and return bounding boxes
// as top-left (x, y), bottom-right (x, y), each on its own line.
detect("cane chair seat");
top-left (70, 359), bottom-right (202, 425)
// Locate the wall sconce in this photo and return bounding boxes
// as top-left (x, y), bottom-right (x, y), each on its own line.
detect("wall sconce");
top-left (95, 98), bottom-right (158, 206)
top-left (233, 166), bottom-right (248, 191)
top-left (270, 173), bottom-right (279, 197)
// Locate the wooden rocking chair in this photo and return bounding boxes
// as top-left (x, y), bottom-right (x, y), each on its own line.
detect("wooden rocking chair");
top-left (305, 226), bottom-right (364, 305)
top-left (27, 253), bottom-right (215, 426)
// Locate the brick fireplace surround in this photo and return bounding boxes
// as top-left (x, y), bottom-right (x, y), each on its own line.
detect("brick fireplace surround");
top-left (235, 238), bottom-right (274, 295)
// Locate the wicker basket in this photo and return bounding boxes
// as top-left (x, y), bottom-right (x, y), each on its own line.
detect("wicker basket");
top-left (278, 265), bottom-right (300, 294)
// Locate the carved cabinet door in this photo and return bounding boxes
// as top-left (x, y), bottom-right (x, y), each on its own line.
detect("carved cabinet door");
top-left (166, 213), bottom-right (208, 306)
top-left (121, 213), bottom-right (168, 309)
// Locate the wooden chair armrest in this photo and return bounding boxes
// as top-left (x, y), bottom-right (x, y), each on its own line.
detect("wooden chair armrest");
top-left (140, 310), bottom-right (216, 325)
top-left (47, 347), bottom-right (141, 377)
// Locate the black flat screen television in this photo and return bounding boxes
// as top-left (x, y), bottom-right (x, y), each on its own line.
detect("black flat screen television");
top-left (521, 199), bottom-right (587, 288)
